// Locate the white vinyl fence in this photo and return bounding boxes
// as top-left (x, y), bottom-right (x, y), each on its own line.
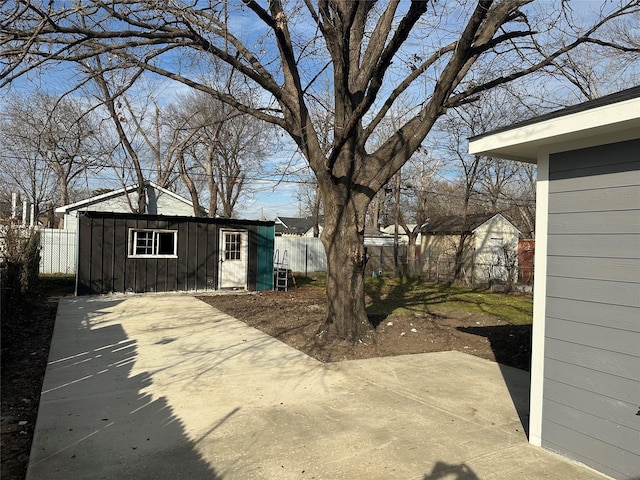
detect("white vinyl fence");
top-left (274, 236), bottom-right (326, 274)
top-left (40, 228), bottom-right (76, 274)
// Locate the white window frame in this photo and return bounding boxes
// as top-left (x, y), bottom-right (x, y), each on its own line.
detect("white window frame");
top-left (128, 229), bottom-right (178, 258)
top-left (224, 231), bottom-right (243, 261)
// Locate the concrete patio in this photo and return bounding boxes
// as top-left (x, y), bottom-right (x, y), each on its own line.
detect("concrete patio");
top-left (27, 294), bottom-right (609, 480)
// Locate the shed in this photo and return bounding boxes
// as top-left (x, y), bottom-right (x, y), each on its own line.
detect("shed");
top-left (76, 211), bottom-right (274, 295)
top-left (43, 182), bottom-right (202, 275)
top-left (469, 86), bottom-right (640, 479)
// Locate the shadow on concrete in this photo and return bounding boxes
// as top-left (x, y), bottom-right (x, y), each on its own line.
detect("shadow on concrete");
top-left (423, 461), bottom-right (480, 479)
top-left (456, 324), bottom-right (531, 372)
top-left (28, 298), bottom-right (224, 480)
top-left (457, 324), bottom-right (532, 438)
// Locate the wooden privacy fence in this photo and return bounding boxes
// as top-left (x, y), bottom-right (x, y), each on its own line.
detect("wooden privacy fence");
top-left (274, 236), bottom-right (326, 274)
top-left (273, 236), bottom-right (408, 277)
top-left (40, 228), bottom-right (76, 274)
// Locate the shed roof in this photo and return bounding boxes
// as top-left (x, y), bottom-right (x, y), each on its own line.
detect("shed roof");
top-left (78, 210), bottom-right (274, 227)
top-left (469, 86), bottom-right (640, 162)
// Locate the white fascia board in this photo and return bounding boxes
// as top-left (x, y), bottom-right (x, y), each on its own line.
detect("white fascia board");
top-left (55, 185), bottom-right (134, 214)
top-left (147, 181), bottom-right (195, 207)
top-left (469, 96), bottom-right (640, 162)
top-left (55, 181), bottom-right (196, 214)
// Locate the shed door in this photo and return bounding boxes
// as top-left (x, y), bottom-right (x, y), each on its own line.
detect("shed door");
top-left (219, 230), bottom-right (248, 289)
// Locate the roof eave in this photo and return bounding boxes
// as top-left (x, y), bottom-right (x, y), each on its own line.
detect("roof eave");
top-left (469, 94), bottom-right (640, 162)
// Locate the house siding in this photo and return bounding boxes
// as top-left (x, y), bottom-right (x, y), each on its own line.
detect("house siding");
top-left (472, 214), bottom-right (520, 284)
top-left (420, 234), bottom-right (473, 282)
top-left (543, 139), bottom-right (640, 479)
top-left (63, 185), bottom-right (196, 232)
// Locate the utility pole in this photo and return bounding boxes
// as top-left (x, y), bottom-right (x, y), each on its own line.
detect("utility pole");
top-left (393, 171), bottom-right (401, 275)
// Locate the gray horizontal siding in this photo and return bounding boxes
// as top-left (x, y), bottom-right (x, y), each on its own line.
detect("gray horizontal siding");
top-left (546, 257), bottom-right (640, 282)
top-left (548, 185), bottom-right (640, 214)
top-left (548, 209), bottom-right (640, 233)
top-left (545, 358), bottom-right (637, 405)
top-left (550, 170), bottom-right (640, 193)
top-left (545, 338), bottom-right (639, 380)
top-left (547, 234), bottom-right (639, 258)
top-left (545, 378), bottom-right (638, 429)
top-left (543, 422), bottom-right (640, 479)
top-left (549, 139), bottom-right (639, 178)
top-left (543, 139), bottom-right (640, 479)
top-left (546, 318), bottom-right (640, 356)
top-left (544, 400), bottom-right (639, 455)
top-left (545, 297), bottom-right (638, 331)
top-left (546, 276), bottom-right (640, 307)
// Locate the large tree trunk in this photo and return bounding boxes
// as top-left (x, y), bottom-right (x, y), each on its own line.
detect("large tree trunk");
top-left (318, 192), bottom-right (373, 342)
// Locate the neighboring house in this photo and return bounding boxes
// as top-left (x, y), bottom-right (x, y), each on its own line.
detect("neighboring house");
top-left (42, 182), bottom-right (201, 274)
top-left (56, 181), bottom-right (200, 232)
top-left (469, 86), bottom-right (640, 480)
top-left (363, 225), bottom-right (397, 247)
top-left (274, 215), bottom-right (397, 245)
top-left (420, 213), bottom-right (520, 285)
top-left (274, 215), bottom-right (323, 236)
top-left (380, 224), bottom-right (422, 246)
top-left (76, 211), bottom-right (274, 294)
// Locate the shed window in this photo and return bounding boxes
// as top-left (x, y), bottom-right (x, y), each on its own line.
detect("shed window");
top-left (224, 232), bottom-right (242, 260)
top-left (129, 229), bottom-right (177, 257)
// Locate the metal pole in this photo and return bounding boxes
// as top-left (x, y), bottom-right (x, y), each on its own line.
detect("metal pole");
top-left (393, 172), bottom-right (400, 275)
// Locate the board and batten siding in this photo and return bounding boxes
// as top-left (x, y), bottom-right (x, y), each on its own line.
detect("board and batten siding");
top-left (76, 212), bottom-right (274, 295)
top-left (543, 139), bottom-right (640, 480)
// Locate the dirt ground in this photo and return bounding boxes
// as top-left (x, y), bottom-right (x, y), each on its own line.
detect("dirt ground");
top-left (199, 288), bottom-right (532, 371)
top-left (1, 281), bottom-right (530, 480)
top-left (1, 294), bottom-right (60, 480)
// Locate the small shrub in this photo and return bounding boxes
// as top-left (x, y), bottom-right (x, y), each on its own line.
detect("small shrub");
top-left (1, 223), bottom-right (41, 311)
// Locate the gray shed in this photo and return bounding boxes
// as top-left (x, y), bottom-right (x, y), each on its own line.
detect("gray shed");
top-left (469, 86), bottom-right (640, 480)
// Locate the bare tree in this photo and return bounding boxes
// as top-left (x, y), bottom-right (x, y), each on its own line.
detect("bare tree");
top-left (3, 1), bottom-right (638, 340)
top-left (0, 91), bottom-right (101, 216)
top-left (87, 61), bottom-right (149, 213)
top-left (396, 152), bottom-right (442, 276)
top-left (507, 162), bottom-right (536, 238)
top-left (121, 96), bottom-right (182, 190)
top-left (476, 158), bottom-right (519, 211)
top-left (172, 89), bottom-right (270, 218)
top-left (296, 170), bottom-right (323, 236)
top-left (442, 110), bottom-right (487, 284)
top-left (549, 9), bottom-right (640, 101)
